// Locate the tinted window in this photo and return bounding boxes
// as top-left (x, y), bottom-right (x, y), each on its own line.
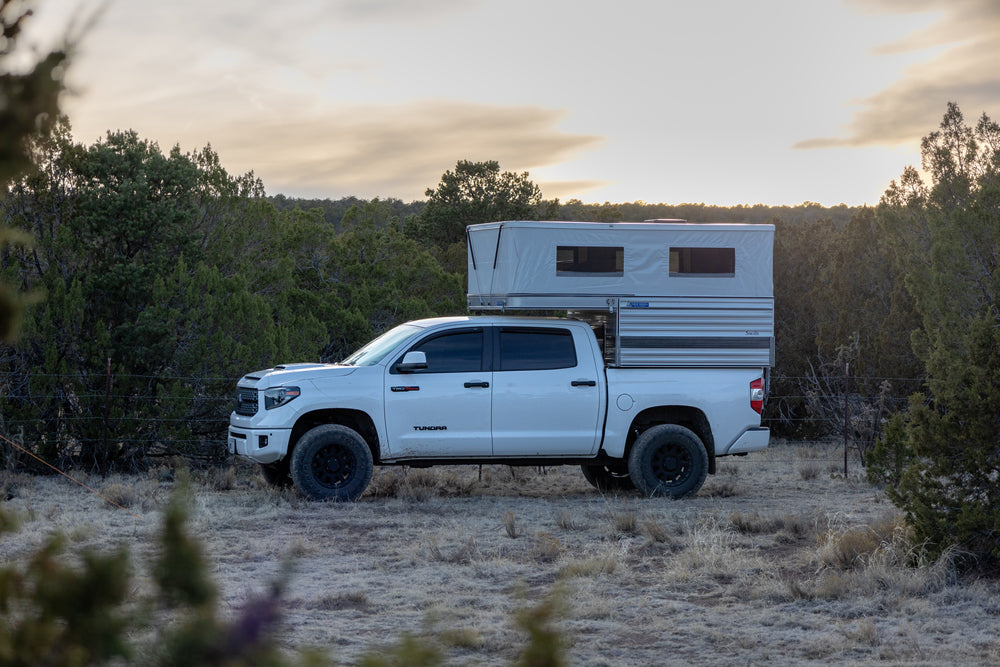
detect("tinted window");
top-left (342, 323), bottom-right (421, 366)
top-left (499, 328), bottom-right (577, 371)
top-left (411, 330), bottom-right (484, 373)
top-left (557, 246), bottom-right (624, 276)
top-left (669, 247), bottom-right (735, 277)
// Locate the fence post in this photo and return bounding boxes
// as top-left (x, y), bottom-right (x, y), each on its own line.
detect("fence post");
top-left (843, 362), bottom-right (850, 476)
top-left (103, 357), bottom-right (111, 471)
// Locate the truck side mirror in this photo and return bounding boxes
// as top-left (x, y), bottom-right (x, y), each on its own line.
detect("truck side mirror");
top-left (396, 350), bottom-right (428, 373)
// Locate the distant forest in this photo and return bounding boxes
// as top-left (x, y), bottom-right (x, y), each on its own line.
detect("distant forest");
top-left (270, 193), bottom-right (860, 231)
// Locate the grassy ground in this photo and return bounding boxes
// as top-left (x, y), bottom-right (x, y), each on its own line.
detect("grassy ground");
top-left (1, 441), bottom-right (998, 665)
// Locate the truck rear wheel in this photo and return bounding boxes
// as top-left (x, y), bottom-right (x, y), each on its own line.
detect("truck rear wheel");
top-left (290, 424), bottom-right (374, 501)
top-left (580, 463), bottom-right (635, 493)
top-left (628, 424), bottom-right (708, 498)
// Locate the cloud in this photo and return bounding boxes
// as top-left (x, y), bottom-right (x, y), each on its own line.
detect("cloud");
top-left (208, 100), bottom-right (603, 199)
top-left (796, 0), bottom-right (1000, 149)
top-left (51, 1), bottom-right (602, 201)
top-left (537, 180), bottom-right (611, 202)
top-left (333, 0), bottom-right (478, 23)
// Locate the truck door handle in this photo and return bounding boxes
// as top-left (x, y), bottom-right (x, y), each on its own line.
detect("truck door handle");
top-left (464, 381), bottom-right (490, 388)
top-left (571, 380), bottom-right (597, 387)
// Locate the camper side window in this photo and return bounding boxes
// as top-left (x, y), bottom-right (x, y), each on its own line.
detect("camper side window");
top-left (669, 247), bottom-right (735, 277)
top-left (556, 246), bottom-right (623, 277)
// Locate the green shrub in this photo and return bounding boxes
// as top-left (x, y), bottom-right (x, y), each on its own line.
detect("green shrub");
top-left (865, 412), bottom-right (914, 489)
top-left (875, 104), bottom-right (1000, 574)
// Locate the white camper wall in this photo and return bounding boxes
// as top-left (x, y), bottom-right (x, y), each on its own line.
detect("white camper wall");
top-left (467, 220), bottom-right (774, 306)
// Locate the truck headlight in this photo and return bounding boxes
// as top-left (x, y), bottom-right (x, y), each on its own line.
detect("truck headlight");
top-left (263, 386), bottom-right (301, 410)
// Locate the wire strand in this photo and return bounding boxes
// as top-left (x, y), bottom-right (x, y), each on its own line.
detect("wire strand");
top-left (0, 431), bottom-right (142, 519)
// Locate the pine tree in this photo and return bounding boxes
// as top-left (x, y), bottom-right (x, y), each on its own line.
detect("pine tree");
top-left (0, 1), bottom-right (68, 340)
top-left (873, 103), bottom-right (1000, 571)
top-left (888, 316), bottom-right (1000, 566)
top-left (412, 160), bottom-right (544, 248)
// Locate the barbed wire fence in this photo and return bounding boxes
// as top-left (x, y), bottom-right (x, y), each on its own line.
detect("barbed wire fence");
top-left (0, 367), bottom-right (237, 473)
top-left (767, 365), bottom-right (925, 476)
top-left (0, 368), bottom-right (927, 475)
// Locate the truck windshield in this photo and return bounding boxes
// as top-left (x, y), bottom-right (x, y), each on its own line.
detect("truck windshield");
top-left (340, 324), bottom-right (423, 366)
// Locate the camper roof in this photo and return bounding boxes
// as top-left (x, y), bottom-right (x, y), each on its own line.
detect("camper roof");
top-left (468, 219), bottom-right (772, 233)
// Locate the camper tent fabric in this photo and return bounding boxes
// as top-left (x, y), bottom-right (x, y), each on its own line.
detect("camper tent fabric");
top-left (467, 220), bottom-right (773, 304)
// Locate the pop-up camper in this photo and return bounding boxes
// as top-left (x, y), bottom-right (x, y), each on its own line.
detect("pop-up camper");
top-left (466, 220), bottom-right (774, 368)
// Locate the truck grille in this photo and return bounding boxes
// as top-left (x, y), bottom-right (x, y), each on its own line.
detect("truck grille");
top-left (234, 387), bottom-right (259, 416)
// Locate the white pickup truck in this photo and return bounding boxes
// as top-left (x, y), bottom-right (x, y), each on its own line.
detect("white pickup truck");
top-left (229, 220), bottom-right (773, 500)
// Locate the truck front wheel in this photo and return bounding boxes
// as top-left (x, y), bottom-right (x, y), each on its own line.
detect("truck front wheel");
top-left (628, 424), bottom-right (708, 498)
top-left (290, 424), bottom-right (374, 501)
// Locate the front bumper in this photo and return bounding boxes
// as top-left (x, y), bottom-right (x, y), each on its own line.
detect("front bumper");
top-left (228, 426), bottom-right (292, 465)
top-left (723, 427), bottom-right (770, 455)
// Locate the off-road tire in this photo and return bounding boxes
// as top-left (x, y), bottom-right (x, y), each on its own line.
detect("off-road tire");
top-left (580, 463), bottom-right (635, 493)
top-left (290, 424), bottom-right (374, 501)
top-left (628, 424), bottom-right (708, 498)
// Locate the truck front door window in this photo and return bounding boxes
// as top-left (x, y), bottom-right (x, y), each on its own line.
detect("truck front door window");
top-left (409, 330), bottom-right (484, 373)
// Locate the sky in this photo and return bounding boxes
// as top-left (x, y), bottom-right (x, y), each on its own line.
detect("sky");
top-left (20, 0), bottom-right (1000, 207)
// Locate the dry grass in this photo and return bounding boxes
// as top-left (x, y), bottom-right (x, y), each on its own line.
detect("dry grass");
top-left (99, 482), bottom-right (139, 509)
top-left (0, 444), bottom-right (997, 666)
top-left (605, 503), bottom-right (639, 536)
top-left (798, 461), bottom-right (823, 480)
top-left (502, 510), bottom-right (520, 539)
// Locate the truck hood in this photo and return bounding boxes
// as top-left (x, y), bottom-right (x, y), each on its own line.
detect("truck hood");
top-left (238, 363), bottom-right (358, 387)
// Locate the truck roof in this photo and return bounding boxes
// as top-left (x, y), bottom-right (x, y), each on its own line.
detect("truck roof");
top-left (406, 315), bottom-right (589, 329)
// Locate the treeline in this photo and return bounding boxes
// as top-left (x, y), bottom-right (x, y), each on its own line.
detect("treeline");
top-left (269, 195), bottom-right (858, 230)
top-left (269, 194), bottom-right (426, 231)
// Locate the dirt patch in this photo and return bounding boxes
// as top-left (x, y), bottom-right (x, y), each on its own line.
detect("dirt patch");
top-left (1, 442), bottom-right (998, 665)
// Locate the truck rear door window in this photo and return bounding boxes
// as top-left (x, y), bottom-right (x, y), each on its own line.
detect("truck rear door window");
top-left (498, 328), bottom-right (577, 371)
top-left (669, 247), bottom-right (735, 277)
top-left (556, 246), bottom-right (624, 277)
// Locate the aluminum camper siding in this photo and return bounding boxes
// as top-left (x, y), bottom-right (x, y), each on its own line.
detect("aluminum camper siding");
top-left (616, 297), bottom-right (774, 367)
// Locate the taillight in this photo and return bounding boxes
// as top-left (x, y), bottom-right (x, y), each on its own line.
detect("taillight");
top-left (750, 378), bottom-right (764, 414)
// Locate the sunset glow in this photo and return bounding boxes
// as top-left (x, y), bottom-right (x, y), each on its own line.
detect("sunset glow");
top-left (25, 0), bottom-right (1000, 206)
